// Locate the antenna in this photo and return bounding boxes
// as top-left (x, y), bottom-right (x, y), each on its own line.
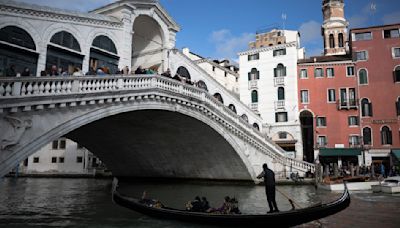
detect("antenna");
top-left (370, 2), bottom-right (376, 25)
top-left (281, 13), bottom-right (287, 31)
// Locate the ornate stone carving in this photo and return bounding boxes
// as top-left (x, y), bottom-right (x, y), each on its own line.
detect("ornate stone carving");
top-left (0, 116), bottom-right (32, 151)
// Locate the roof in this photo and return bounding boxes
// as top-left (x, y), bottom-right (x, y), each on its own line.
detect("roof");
top-left (298, 54), bottom-right (352, 64)
top-left (0, 0), bottom-right (120, 24)
top-left (319, 148), bottom-right (362, 157)
top-left (351, 23), bottom-right (400, 32)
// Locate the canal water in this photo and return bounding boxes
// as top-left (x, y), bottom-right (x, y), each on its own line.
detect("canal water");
top-left (0, 178), bottom-right (399, 227)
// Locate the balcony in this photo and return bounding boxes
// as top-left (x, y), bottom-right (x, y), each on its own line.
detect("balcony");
top-left (274, 100), bottom-right (285, 110)
top-left (274, 77), bottom-right (285, 86)
top-left (248, 80), bottom-right (258, 90)
top-left (337, 99), bottom-right (358, 110)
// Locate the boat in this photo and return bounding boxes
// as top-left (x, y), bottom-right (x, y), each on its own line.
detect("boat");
top-left (371, 176), bottom-right (400, 194)
top-left (111, 178), bottom-right (351, 227)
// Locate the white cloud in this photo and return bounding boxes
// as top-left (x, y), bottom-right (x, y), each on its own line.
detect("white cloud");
top-left (298, 20), bottom-right (321, 44)
top-left (13, 0), bottom-right (116, 12)
top-left (209, 29), bottom-right (254, 60)
top-left (382, 11), bottom-right (400, 25)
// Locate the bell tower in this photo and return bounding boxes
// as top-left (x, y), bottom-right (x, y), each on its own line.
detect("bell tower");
top-left (322, 0), bottom-right (348, 56)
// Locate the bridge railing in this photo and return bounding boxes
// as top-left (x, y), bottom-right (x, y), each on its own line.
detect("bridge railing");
top-left (0, 75), bottom-right (314, 172)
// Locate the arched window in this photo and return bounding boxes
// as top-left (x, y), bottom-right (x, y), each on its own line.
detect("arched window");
top-left (228, 104), bottom-right (237, 114)
top-left (177, 66), bottom-right (191, 80)
top-left (363, 127), bottom-right (372, 145)
top-left (338, 33), bottom-right (344, 48)
top-left (329, 34), bottom-right (335, 48)
top-left (278, 87), bottom-right (285, 100)
top-left (0, 26), bottom-right (38, 76)
top-left (253, 123), bottom-right (260, 131)
top-left (394, 66), bottom-right (400, 83)
top-left (251, 90), bottom-right (258, 103)
top-left (196, 80), bottom-right (208, 91)
top-left (50, 31), bottom-right (81, 52)
top-left (90, 35), bottom-right (119, 74)
top-left (248, 68), bottom-right (259, 81)
top-left (396, 97), bottom-right (400, 116)
top-left (361, 98), bottom-right (373, 117)
top-left (358, 69), bottom-right (368, 85)
top-left (381, 126), bottom-right (392, 145)
top-left (213, 93), bottom-right (224, 104)
top-left (274, 63), bottom-right (286, 77)
top-left (241, 114), bottom-right (248, 123)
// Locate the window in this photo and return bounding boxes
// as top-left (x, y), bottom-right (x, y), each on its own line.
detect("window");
top-left (327, 89), bottom-right (336, 102)
top-left (326, 68), bottom-right (334, 77)
top-left (316, 117), bottom-right (327, 127)
top-left (361, 98), bottom-right (373, 117)
top-left (275, 112), bottom-right (288, 122)
top-left (92, 35), bottom-right (117, 54)
top-left (349, 135), bottom-right (360, 147)
top-left (212, 66), bottom-right (215, 72)
top-left (52, 139), bottom-right (66, 150)
top-left (248, 53), bottom-right (259, 61)
top-left (51, 157), bottom-right (57, 163)
top-left (77, 156), bottom-right (83, 163)
top-left (356, 51), bottom-right (368, 61)
top-left (348, 116), bottom-right (359, 126)
top-left (253, 123), bottom-right (260, 131)
top-left (50, 31), bottom-right (81, 52)
top-left (394, 66), bottom-right (400, 82)
top-left (300, 69), bottom-right (308, 79)
top-left (396, 97), bottom-right (400, 116)
top-left (338, 33), bottom-right (344, 47)
top-left (0, 26), bottom-right (36, 50)
top-left (33, 157), bottom-right (39, 163)
top-left (339, 88), bottom-right (357, 108)
top-left (381, 126), bottom-right (392, 145)
top-left (354, 32), bottom-right (372, 41)
top-left (273, 48), bottom-right (286, 57)
top-left (329, 34), bottom-right (335, 48)
top-left (248, 68), bottom-right (260, 81)
top-left (363, 127), bottom-right (372, 145)
top-left (300, 90), bottom-right (309, 104)
top-left (228, 104), bottom-right (237, 114)
top-left (347, 66), bottom-right (355, 76)
top-left (251, 90), bottom-right (258, 103)
top-left (274, 64), bottom-right (286, 77)
top-left (241, 114), bottom-right (248, 123)
top-left (59, 157), bottom-right (65, 163)
top-left (314, 68), bottom-right (323, 78)
top-left (393, 48), bottom-right (400, 58)
top-left (384, 29), bottom-right (400, 38)
top-left (317, 136), bottom-right (327, 147)
top-left (358, 69), bottom-right (368, 85)
top-left (279, 132), bottom-right (287, 139)
top-left (278, 87), bottom-right (285, 100)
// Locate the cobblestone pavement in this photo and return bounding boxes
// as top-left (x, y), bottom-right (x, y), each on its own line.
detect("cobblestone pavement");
top-left (300, 191), bottom-right (400, 228)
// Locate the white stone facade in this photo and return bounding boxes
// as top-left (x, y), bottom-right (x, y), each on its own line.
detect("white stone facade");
top-left (238, 30), bottom-right (304, 160)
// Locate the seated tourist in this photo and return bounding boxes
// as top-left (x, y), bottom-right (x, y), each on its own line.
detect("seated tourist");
top-left (186, 196), bottom-right (203, 212)
top-left (135, 66), bottom-right (146, 74)
top-left (201, 196), bottom-right (210, 212)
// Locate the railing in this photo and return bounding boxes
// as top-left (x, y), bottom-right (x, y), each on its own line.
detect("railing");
top-left (248, 80), bottom-right (258, 90)
top-left (0, 75), bottom-right (314, 172)
top-left (274, 77), bottom-right (285, 86)
top-left (337, 99), bottom-right (358, 110)
top-left (274, 100), bottom-right (285, 110)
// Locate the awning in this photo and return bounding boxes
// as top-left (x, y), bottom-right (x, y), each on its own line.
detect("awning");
top-left (319, 148), bottom-right (362, 157)
top-left (392, 149), bottom-right (400, 160)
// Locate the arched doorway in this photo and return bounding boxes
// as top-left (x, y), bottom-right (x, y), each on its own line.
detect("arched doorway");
top-left (177, 66), bottom-right (191, 80)
top-left (89, 35), bottom-right (119, 74)
top-left (46, 31), bottom-right (83, 75)
top-left (0, 26), bottom-right (38, 76)
top-left (300, 110), bottom-right (314, 163)
top-left (132, 15), bottom-right (164, 72)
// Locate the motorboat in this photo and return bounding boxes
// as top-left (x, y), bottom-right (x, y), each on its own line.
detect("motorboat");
top-left (371, 176), bottom-right (400, 193)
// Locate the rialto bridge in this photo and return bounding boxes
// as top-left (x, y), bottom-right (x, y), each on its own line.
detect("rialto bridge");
top-left (0, 0), bottom-right (314, 181)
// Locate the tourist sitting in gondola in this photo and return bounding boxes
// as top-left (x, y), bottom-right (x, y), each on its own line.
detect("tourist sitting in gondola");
top-left (139, 191), bottom-right (164, 209)
top-left (201, 197), bottom-right (210, 212)
top-left (207, 196), bottom-right (239, 214)
top-left (186, 196), bottom-right (203, 212)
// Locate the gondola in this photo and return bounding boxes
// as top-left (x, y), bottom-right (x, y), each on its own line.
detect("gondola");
top-left (111, 178), bottom-right (350, 227)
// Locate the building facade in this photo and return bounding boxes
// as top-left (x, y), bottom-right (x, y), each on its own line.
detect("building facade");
top-left (350, 24), bottom-right (400, 168)
top-left (239, 30), bottom-right (305, 160)
top-left (15, 138), bottom-right (104, 175)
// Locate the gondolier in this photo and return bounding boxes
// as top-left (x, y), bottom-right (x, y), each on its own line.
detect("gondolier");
top-left (257, 163), bottom-right (279, 213)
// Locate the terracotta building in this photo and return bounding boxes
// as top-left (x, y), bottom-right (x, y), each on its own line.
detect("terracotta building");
top-left (350, 24), bottom-right (400, 169)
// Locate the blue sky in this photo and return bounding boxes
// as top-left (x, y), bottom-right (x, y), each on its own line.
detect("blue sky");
top-left (14, 0), bottom-right (400, 61)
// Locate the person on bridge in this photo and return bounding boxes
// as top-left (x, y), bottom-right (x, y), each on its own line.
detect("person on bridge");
top-left (257, 163), bottom-right (279, 213)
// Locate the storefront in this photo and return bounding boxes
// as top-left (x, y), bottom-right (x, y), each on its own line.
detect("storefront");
top-left (318, 148), bottom-right (361, 168)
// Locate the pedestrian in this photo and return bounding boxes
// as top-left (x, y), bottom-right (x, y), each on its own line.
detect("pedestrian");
top-left (72, 67), bottom-right (83, 76)
top-left (380, 163), bottom-right (386, 178)
top-left (5, 64), bottom-right (16, 77)
top-left (257, 163), bottom-right (279, 213)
